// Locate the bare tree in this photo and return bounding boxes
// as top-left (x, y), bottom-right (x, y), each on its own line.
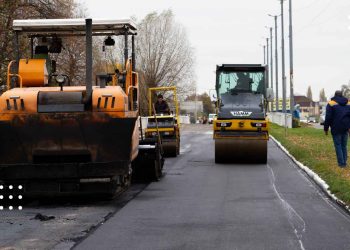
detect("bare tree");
top-left (136, 10), bottom-right (195, 113)
top-left (54, 2), bottom-right (88, 85)
top-left (0, 0), bottom-right (86, 85)
top-left (341, 81), bottom-right (350, 99)
top-left (53, 37), bottom-right (86, 84)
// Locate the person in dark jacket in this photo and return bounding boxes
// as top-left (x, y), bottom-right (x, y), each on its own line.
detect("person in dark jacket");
top-left (324, 90), bottom-right (350, 167)
top-left (154, 94), bottom-right (170, 114)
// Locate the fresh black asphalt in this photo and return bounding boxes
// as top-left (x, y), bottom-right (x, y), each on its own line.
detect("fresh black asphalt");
top-left (75, 125), bottom-right (350, 250)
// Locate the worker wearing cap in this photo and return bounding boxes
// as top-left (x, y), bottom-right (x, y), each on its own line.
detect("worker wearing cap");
top-left (324, 90), bottom-right (350, 168)
top-left (154, 94), bottom-right (170, 115)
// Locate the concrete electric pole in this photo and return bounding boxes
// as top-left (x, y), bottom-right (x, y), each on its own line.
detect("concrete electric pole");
top-left (280, 0), bottom-right (287, 115)
top-left (269, 14), bottom-right (279, 112)
top-left (289, 0), bottom-right (295, 120)
top-left (266, 37), bottom-right (269, 88)
top-left (270, 27), bottom-right (273, 93)
top-left (262, 45), bottom-right (266, 64)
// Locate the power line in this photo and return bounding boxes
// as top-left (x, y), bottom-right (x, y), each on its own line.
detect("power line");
top-left (295, 0), bottom-right (336, 33)
top-left (294, 0), bottom-right (322, 12)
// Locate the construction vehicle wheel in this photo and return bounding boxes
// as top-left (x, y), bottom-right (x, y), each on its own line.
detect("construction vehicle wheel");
top-left (105, 169), bottom-right (132, 199)
top-left (163, 141), bottom-right (177, 157)
top-left (176, 140), bottom-right (180, 155)
top-left (149, 145), bottom-right (163, 181)
top-left (215, 139), bottom-right (267, 164)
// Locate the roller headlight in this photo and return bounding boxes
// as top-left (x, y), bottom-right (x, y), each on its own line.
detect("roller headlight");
top-left (55, 75), bottom-right (65, 84)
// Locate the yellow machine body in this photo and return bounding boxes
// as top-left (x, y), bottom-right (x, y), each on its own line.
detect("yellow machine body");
top-left (0, 85), bottom-right (140, 163)
top-left (213, 119), bottom-right (269, 136)
top-left (18, 59), bottom-right (48, 87)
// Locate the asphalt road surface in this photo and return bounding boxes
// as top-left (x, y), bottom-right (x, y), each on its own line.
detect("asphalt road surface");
top-left (75, 124), bottom-right (350, 250)
top-left (2, 124), bottom-right (350, 249)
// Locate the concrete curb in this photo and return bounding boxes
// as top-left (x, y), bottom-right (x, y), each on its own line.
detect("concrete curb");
top-left (270, 135), bottom-right (350, 213)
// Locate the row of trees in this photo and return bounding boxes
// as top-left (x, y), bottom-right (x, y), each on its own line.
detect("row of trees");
top-left (306, 83), bottom-right (350, 102)
top-left (306, 86), bottom-right (327, 102)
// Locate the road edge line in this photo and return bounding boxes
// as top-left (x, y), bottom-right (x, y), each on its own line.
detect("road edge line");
top-left (270, 135), bottom-right (350, 214)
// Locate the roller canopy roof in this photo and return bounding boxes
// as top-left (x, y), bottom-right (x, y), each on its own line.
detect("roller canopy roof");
top-left (216, 64), bottom-right (266, 72)
top-left (13, 18), bottom-right (137, 36)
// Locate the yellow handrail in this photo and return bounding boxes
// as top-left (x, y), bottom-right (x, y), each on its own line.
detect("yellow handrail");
top-left (127, 85), bottom-right (138, 111)
top-left (7, 61), bottom-right (15, 89)
top-left (7, 61), bottom-right (23, 89)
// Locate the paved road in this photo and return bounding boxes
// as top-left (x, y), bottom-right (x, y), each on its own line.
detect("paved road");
top-left (0, 180), bottom-right (148, 249)
top-left (75, 124), bottom-right (350, 250)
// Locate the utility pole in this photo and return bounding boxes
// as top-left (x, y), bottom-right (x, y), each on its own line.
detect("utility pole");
top-left (266, 37), bottom-right (269, 88)
top-left (274, 16), bottom-right (279, 112)
top-left (269, 27), bottom-right (273, 92)
top-left (262, 45), bottom-right (266, 64)
top-left (280, 0), bottom-right (286, 114)
top-left (289, 0), bottom-right (295, 121)
top-left (269, 14), bottom-right (279, 112)
top-left (194, 85), bottom-right (198, 123)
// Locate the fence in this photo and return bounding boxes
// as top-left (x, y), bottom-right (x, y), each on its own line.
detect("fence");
top-left (267, 112), bottom-right (293, 128)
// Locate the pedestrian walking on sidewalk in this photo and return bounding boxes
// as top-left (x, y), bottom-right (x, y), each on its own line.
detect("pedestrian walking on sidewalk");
top-left (324, 90), bottom-right (350, 168)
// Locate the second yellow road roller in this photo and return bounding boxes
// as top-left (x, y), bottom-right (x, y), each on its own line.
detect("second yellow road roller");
top-left (145, 86), bottom-right (180, 157)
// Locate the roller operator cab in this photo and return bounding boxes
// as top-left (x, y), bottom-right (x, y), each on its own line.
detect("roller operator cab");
top-left (145, 87), bottom-right (180, 157)
top-left (0, 18), bottom-right (162, 197)
top-left (213, 64), bottom-right (272, 164)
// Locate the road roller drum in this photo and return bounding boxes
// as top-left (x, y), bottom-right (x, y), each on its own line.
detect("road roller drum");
top-left (215, 138), bottom-right (267, 163)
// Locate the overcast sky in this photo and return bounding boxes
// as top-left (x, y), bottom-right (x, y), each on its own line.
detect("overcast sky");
top-left (80, 0), bottom-right (350, 101)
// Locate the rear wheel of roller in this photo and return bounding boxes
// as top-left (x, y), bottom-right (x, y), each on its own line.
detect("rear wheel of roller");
top-left (150, 144), bottom-right (162, 181)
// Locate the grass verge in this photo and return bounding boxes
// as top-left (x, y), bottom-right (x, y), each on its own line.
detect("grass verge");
top-left (270, 123), bottom-right (350, 205)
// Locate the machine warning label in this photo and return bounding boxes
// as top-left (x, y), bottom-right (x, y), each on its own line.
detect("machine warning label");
top-left (230, 111), bottom-right (252, 117)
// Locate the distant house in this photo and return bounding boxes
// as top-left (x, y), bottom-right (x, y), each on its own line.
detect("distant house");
top-left (294, 95), bottom-right (320, 119)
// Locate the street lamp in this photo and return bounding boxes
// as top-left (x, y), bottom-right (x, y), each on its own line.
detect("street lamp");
top-left (259, 44), bottom-right (266, 64)
top-left (263, 35), bottom-right (270, 89)
top-left (265, 26), bottom-right (273, 90)
top-left (289, 0), bottom-right (295, 121)
top-left (268, 14), bottom-right (279, 112)
top-left (280, 0), bottom-right (287, 116)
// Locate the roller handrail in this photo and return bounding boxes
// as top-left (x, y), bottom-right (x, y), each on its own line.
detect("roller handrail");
top-left (7, 61), bottom-right (23, 89)
top-left (127, 85), bottom-right (138, 111)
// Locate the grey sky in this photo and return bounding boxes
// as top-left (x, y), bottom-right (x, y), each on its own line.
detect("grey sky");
top-left (81, 0), bottom-right (350, 100)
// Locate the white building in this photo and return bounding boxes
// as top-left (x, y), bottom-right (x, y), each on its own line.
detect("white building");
top-left (180, 101), bottom-right (203, 114)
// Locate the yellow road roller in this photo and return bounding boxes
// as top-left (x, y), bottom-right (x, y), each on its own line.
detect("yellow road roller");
top-left (145, 87), bottom-right (180, 157)
top-left (213, 64), bottom-right (273, 164)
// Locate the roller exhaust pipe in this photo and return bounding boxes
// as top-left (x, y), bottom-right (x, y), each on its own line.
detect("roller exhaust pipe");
top-left (85, 18), bottom-right (93, 102)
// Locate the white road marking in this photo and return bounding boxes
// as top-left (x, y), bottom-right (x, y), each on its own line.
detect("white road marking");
top-left (267, 164), bottom-right (306, 250)
top-left (180, 144), bottom-right (191, 154)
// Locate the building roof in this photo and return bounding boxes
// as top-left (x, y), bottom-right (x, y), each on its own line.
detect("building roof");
top-left (294, 95), bottom-right (316, 107)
